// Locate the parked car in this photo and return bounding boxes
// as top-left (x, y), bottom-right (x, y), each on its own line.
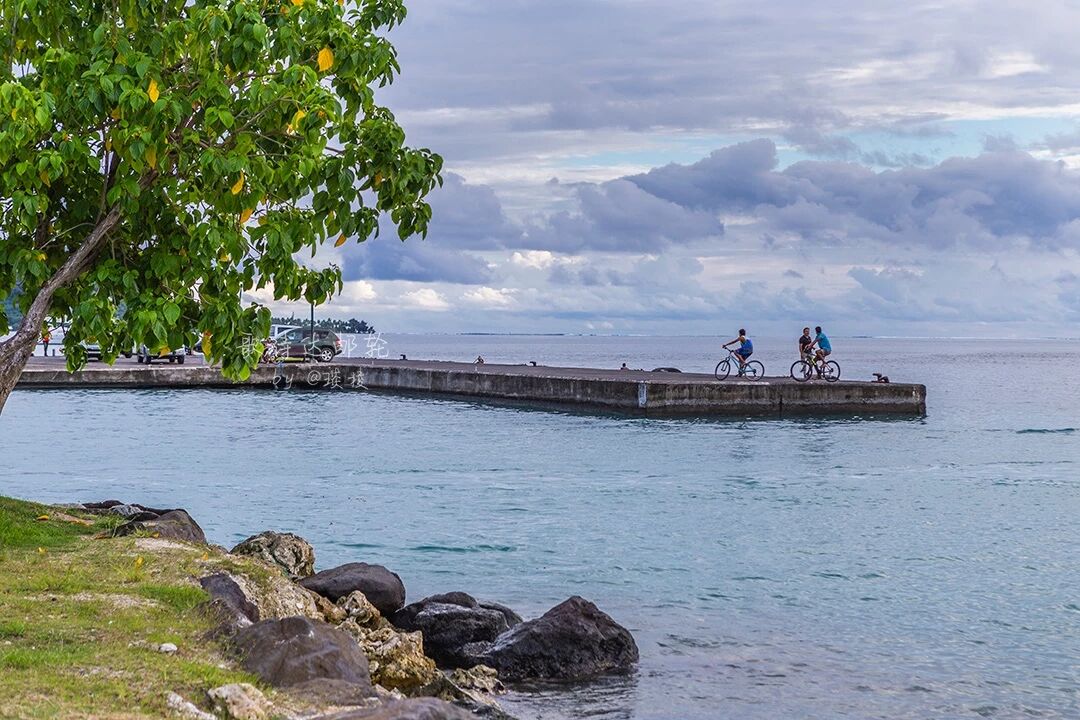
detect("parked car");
top-left (136, 345), bottom-right (185, 364)
top-left (271, 328), bottom-right (342, 362)
top-left (82, 342), bottom-right (103, 361)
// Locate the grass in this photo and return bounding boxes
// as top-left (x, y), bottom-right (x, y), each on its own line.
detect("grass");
top-left (0, 496), bottom-right (270, 719)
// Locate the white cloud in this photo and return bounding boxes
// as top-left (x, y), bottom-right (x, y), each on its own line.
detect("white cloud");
top-left (462, 287), bottom-right (516, 307)
top-left (400, 288), bottom-right (450, 311)
top-left (984, 51), bottom-right (1048, 79)
top-left (340, 281), bottom-right (377, 303)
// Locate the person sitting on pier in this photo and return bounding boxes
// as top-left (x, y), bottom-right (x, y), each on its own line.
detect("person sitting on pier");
top-left (475, 355), bottom-right (485, 365)
top-left (722, 329), bottom-right (753, 370)
top-left (813, 326), bottom-right (832, 363)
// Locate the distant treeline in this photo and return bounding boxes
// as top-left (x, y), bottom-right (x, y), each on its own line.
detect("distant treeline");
top-left (272, 315), bottom-right (376, 334)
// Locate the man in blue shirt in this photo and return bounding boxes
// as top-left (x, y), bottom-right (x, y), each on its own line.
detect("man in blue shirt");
top-left (722, 328), bottom-right (754, 372)
top-left (813, 326), bottom-right (832, 366)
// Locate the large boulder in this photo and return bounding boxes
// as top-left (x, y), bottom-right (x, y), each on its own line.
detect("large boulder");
top-left (391, 592), bottom-right (520, 668)
top-left (300, 563), bottom-right (406, 615)
top-left (231, 616), bottom-right (374, 693)
top-left (224, 571), bottom-right (322, 622)
top-left (114, 509), bottom-right (206, 544)
top-left (200, 573), bottom-right (259, 633)
top-left (312, 698), bottom-right (474, 720)
top-left (231, 531), bottom-right (316, 580)
top-left (480, 596), bottom-right (638, 681)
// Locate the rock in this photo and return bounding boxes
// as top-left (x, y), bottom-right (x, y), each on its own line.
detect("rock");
top-left (158, 642), bottom-right (178, 654)
top-left (480, 596), bottom-right (638, 681)
top-left (207, 683), bottom-right (272, 720)
top-left (312, 591), bottom-right (348, 624)
top-left (111, 503), bottom-right (160, 520)
top-left (338, 591), bottom-right (384, 628)
top-left (227, 571), bottom-right (322, 622)
top-left (165, 691), bottom-right (217, 720)
top-left (448, 665), bottom-right (504, 697)
top-left (114, 509), bottom-right (207, 544)
top-left (231, 616), bottom-right (374, 692)
top-left (283, 678), bottom-right (382, 710)
top-left (231, 531), bottom-right (315, 580)
top-left (200, 574), bottom-right (259, 632)
top-left (300, 563), bottom-right (406, 615)
top-left (312, 698), bottom-right (475, 720)
top-left (391, 593), bottom-right (518, 668)
top-left (441, 665), bottom-right (508, 716)
top-left (338, 619), bottom-right (441, 695)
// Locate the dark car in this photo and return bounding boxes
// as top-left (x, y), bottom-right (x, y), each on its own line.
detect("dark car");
top-left (137, 345), bottom-right (186, 364)
top-left (273, 328), bottom-right (342, 362)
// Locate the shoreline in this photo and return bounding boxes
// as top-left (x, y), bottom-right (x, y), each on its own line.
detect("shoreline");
top-left (0, 495), bottom-right (638, 720)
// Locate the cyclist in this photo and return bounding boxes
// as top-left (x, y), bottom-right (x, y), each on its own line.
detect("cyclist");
top-left (722, 329), bottom-right (753, 372)
top-left (813, 326), bottom-right (832, 364)
top-left (798, 327), bottom-right (813, 360)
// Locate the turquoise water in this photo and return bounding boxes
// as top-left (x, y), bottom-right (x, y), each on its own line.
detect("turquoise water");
top-left (3, 336), bottom-right (1080, 719)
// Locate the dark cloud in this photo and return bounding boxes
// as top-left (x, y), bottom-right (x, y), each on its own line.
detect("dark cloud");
top-left (339, 239), bottom-right (492, 284)
top-left (421, 173), bottom-right (520, 249)
top-left (524, 179), bottom-right (724, 252)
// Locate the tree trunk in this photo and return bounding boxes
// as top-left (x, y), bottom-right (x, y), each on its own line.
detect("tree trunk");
top-left (0, 204), bottom-right (123, 415)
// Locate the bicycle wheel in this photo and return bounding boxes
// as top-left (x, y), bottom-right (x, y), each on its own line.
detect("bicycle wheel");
top-left (714, 359), bottom-right (731, 380)
top-left (790, 360), bottom-right (813, 382)
top-left (822, 361), bottom-right (841, 382)
top-left (743, 360), bottom-right (765, 380)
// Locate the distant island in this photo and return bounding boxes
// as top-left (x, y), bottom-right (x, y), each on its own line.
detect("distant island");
top-left (273, 315), bottom-right (376, 334)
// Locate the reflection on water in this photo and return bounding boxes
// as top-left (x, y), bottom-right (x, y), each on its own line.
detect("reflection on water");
top-left (3, 337), bottom-right (1080, 719)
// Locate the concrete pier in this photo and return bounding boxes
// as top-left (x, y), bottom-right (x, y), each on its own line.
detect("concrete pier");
top-left (16, 356), bottom-right (926, 417)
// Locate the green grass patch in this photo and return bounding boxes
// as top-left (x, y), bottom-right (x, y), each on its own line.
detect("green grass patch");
top-left (136, 584), bottom-right (209, 612)
top-left (0, 619), bottom-right (26, 638)
top-left (0, 496), bottom-right (267, 719)
top-left (0, 496), bottom-right (104, 549)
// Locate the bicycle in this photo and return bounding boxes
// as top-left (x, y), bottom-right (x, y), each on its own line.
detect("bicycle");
top-left (790, 352), bottom-right (841, 382)
top-left (715, 348), bottom-right (765, 380)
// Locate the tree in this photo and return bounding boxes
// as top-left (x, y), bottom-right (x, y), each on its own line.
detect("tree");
top-left (0, 0), bottom-right (440, 412)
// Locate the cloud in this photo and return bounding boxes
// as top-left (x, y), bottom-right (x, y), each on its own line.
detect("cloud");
top-left (462, 287), bottom-right (516, 307)
top-left (401, 288), bottom-right (450, 311)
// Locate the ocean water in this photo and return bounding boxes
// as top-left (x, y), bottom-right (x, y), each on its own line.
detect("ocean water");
top-left (3, 336), bottom-right (1080, 719)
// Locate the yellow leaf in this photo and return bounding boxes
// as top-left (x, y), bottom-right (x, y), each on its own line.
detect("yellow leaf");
top-left (148, 79), bottom-right (159, 104)
top-left (291, 0), bottom-right (303, 5)
top-left (334, 233), bottom-right (347, 247)
top-left (219, 252), bottom-right (231, 262)
top-left (9, 107), bottom-right (15, 119)
top-left (292, 109), bottom-right (306, 127)
top-left (258, 215), bottom-right (269, 226)
top-left (202, 332), bottom-right (212, 357)
top-left (36, 514), bottom-right (49, 521)
top-left (37, 547), bottom-right (46, 554)
top-left (240, 207), bottom-right (254, 224)
top-left (105, 138), bottom-right (113, 151)
top-left (110, 107), bottom-right (121, 120)
top-left (134, 556), bottom-right (144, 568)
top-left (39, 170), bottom-right (50, 187)
top-left (145, 146), bottom-right (157, 169)
top-left (201, 552), bottom-right (209, 561)
top-left (318, 46), bottom-right (334, 72)
top-left (231, 173), bottom-right (244, 195)
top-left (159, 346), bottom-right (170, 356)
top-left (36, 252), bottom-right (46, 261)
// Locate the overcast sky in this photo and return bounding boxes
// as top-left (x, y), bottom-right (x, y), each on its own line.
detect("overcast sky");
top-left (266, 0), bottom-right (1080, 337)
